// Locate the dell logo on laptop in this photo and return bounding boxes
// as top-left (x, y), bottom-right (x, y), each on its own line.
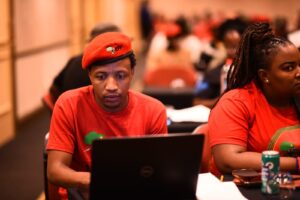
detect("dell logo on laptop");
top-left (140, 165), bottom-right (154, 178)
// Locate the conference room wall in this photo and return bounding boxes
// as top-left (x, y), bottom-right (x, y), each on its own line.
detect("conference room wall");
top-left (4, 0), bottom-right (298, 146)
top-left (151, 0), bottom-right (300, 30)
top-left (1, 0), bottom-right (142, 146)
top-left (13, 0), bottom-right (71, 119)
top-left (0, 0), bottom-right (14, 147)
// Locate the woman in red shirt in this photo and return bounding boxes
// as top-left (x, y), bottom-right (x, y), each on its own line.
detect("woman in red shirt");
top-left (208, 22), bottom-right (300, 176)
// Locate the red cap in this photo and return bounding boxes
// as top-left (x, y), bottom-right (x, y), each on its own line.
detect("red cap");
top-left (82, 32), bottom-right (133, 69)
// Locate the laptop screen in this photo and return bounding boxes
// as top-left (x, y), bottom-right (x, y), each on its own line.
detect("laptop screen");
top-left (89, 133), bottom-right (204, 200)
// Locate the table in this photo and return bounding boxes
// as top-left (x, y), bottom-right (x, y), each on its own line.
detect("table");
top-left (168, 122), bottom-right (201, 133)
top-left (69, 174), bottom-right (300, 200)
top-left (224, 175), bottom-right (300, 200)
top-left (142, 87), bottom-right (195, 109)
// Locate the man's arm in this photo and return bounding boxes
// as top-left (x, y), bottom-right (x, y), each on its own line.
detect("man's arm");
top-left (47, 150), bottom-right (90, 190)
top-left (212, 144), bottom-right (298, 174)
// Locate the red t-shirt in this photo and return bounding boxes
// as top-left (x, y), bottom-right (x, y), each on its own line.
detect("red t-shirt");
top-left (208, 81), bottom-right (300, 175)
top-left (47, 86), bottom-right (168, 171)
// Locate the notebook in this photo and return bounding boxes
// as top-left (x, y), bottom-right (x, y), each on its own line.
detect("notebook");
top-left (89, 133), bottom-right (204, 200)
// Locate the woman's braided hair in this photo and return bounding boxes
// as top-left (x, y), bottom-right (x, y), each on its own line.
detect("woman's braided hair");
top-left (226, 22), bottom-right (292, 91)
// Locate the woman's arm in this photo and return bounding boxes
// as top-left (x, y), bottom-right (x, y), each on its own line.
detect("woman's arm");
top-left (47, 150), bottom-right (90, 190)
top-left (212, 144), bottom-right (298, 174)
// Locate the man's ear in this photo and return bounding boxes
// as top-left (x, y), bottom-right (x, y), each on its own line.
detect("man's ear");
top-left (88, 68), bottom-right (93, 80)
top-left (257, 68), bottom-right (269, 84)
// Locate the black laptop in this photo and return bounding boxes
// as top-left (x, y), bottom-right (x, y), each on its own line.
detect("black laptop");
top-left (89, 133), bottom-right (204, 200)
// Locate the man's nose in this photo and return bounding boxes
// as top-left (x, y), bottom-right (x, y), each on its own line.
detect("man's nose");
top-left (105, 76), bottom-right (118, 91)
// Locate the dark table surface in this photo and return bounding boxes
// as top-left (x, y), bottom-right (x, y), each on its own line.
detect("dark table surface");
top-left (70, 175), bottom-right (300, 200)
top-left (168, 122), bottom-right (201, 133)
top-left (142, 87), bottom-right (195, 109)
top-left (224, 175), bottom-right (300, 200)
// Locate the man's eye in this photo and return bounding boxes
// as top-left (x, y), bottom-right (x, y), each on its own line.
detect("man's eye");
top-left (116, 72), bottom-right (127, 80)
top-left (96, 74), bottom-right (107, 80)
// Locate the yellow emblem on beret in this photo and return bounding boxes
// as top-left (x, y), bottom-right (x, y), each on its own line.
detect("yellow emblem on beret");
top-left (106, 46), bottom-right (115, 54)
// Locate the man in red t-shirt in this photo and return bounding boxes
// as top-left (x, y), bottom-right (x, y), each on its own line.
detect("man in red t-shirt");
top-left (46, 32), bottom-right (168, 198)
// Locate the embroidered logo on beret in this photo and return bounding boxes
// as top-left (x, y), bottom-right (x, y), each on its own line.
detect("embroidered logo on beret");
top-left (106, 46), bottom-right (115, 54)
top-left (82, 32), bottom-right (132, 69)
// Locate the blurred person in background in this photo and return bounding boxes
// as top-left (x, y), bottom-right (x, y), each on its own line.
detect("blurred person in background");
top-left (145, 22), bottom-right (194, 71)
top-left (139, 0), bottom-right (154, 52)
top-left (273, 16), bottom-right (288, 39)
top-left (288, 9), bottom-right (300, 50)
top-left (193, 17), bottom-right (248, 108)
top-left (146, 16), bottom-right (205, 70)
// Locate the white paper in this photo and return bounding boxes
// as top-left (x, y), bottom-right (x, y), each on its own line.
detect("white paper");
top-left (167, 105), bottom-right (211, 123)
top-left (196, 173), bottom-right (248, 200)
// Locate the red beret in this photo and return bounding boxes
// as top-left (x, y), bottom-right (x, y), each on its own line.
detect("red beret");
top-left (82, 32), bottom-right (133, 69)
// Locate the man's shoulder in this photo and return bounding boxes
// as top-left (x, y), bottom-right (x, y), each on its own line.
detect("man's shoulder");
top-left (68, 54), bottom-right (83, 62)
top-left (58, 86), bottom-right (92, 103)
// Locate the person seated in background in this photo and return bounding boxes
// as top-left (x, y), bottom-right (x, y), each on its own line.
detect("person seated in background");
top-left (144, 22), bottom-right (198, 89)
top-left (272, 16), bottom-right (288, 39)
top-left (46, 32), bottom-right (168, 199)
top-left (146, 16), bottom-right (204, 71)
top-left (193, 17), bottom-right (248, 108)
top-left (288, 9), bottom-right (300, 51)
top-left (208, 22), bottom-right (300, 176)
top-left (47, 23), bottom-right (121, 106)
top-left (174, 15), bottom-right (207, 67)
top-left (145, 22), bottom-right (194, 71)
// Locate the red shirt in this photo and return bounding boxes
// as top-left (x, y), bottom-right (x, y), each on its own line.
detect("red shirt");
top-left (208, 81), bottom-right (300, 175)
top-left (47, 86), bottom-right (168, 171)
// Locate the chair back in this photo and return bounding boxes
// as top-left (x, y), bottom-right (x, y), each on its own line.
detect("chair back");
top-left (42, 92), bottom-right (55, 113)
top-left (192, 123), bottom-right (210, 173)
top-left (44, 132), bottom-right (61, 200)
top-left (143, 66), bottom-right (197, 88)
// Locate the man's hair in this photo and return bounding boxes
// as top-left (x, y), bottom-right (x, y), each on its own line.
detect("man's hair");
top-left (128, 53), bottom-right (136, 69)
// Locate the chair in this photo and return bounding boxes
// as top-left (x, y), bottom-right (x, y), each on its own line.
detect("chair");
top-left (44, 133), bottom-right (62, 200)
top-left (143, 66), bottom-right (197, 109)
top-left (192, 123), bottom-right (210, 173)
top-left (143, 66), bottom-right (197, 88)
top-left (44, 133), bottom-right (83, 200)
top-left (42, 92), bottom-right (55, 114)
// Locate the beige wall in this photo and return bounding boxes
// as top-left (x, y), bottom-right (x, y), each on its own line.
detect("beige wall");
top-left (13, 0), bottom-right (142, 119)
top-left (5, 0), bottom-right (298, 146)
top-left (94, 0), bottom-right (142, 51)
top-left (14, 0), bottom-right (71, 119)
top-left (0, 0), bottom-right (15, 147)
top-left (151, 0), bottom-right (300, 30)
